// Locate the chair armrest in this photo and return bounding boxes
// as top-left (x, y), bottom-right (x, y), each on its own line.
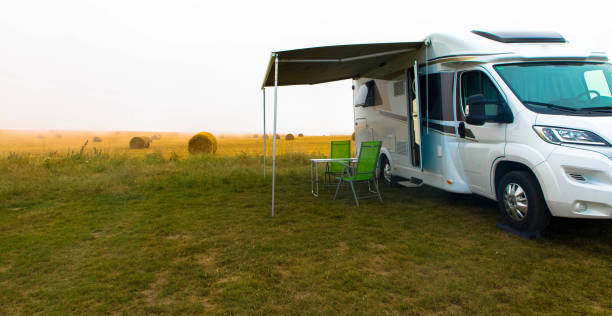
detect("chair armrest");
top-left (336, 161), bottom-right (353, 169)
top-left (337, 161), bottom-right (355, 177)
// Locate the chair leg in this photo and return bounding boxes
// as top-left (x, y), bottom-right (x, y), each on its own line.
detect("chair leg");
top-left (333, 178), bottom-right (343, 200)
top-left (349, 181), bottom-right (359, 207)
top-left (372, 179), bottom-right (383, 203)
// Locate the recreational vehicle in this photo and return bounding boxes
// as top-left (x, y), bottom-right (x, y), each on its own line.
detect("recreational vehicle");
top-left (353, 31), bottom-right (612, 231)
top-left (262, 30), bottom-right (612, 231)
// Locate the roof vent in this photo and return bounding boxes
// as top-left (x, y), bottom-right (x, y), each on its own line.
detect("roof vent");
top-left (472, 30), bottom-right (566, 43)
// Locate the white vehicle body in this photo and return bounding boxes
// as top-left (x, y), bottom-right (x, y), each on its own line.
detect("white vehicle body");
top-left (353, 31), bottom-right (612, 229)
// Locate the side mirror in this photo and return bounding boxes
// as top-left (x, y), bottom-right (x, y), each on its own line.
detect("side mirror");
top-left (465, 94), bottom-right (486, 126)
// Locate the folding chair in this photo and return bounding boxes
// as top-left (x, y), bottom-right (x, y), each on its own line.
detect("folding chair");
top-left (324, 140), bottom-right (351, 185)
top-left (333, 141), bottom-right (383, 206)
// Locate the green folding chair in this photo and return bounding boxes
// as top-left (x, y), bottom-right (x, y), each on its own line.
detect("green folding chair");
top-left (325, 140), bottom-right (351, 185)
top-left (333, 141), bottom-right (383, 206)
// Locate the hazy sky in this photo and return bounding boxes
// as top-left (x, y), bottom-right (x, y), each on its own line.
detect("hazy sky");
top-left (1, 0), bottom-right (611, 134)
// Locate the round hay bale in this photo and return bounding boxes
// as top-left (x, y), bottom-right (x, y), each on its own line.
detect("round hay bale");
top-left (130, 136), bottom-right (150, 149)
top-left (253, 134), bottom-right (259, 138)
top-left (93, 136), bottom-right (102, 142)
top-left (298, 133), bottom-right (304, 137)
top-left (151, 134), bottom-right (161, 140)
top-left (351, 132), bottom-right (355, 141)
top-left (285, 133), bottom-right (295, 141)
top-left (276, 134), bottom-right (281, 140)
top-left (188, 132), bottom-right (218, 154)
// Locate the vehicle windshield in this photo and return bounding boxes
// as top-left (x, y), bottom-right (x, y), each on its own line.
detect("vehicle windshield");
top-left (494, 62), bottom-right (612, 114)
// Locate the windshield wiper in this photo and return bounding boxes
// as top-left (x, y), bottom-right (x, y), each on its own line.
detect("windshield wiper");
top-left (577, 106), bottom-right (612, 112)
top-left (521, 100), bottom-right (577, 112)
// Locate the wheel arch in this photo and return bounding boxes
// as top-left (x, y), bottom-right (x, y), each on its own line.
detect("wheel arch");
top-left (493, 160), bottom-right (543, 200)
top-left (379, 148), bottom-right (393, 169)
top-left (493, 160), bottom-right (553, 231)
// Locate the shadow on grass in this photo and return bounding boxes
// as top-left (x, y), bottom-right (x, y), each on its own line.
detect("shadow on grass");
top-left (366, 182), bottom-right (612, 243)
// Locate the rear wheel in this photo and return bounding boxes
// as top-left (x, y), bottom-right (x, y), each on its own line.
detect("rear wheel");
top-left (497, 171), bottom-right (551, 232)
top-left (380, 156), bottom-right (398, 187)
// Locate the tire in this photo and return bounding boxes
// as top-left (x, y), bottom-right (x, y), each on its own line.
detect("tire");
top-left (380, 156), bottom-right (399, 187)
top-left (496, 171), bottom-right (551, 232)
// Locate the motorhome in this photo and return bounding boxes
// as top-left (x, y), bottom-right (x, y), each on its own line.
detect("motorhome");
top-left (261, 30), bottom-right (612, 231)
top-left (353, 31), bottom-right (612, 231)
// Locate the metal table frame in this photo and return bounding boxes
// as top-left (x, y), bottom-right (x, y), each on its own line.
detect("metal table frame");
top-left (310, 158), bottom-right (357, 197)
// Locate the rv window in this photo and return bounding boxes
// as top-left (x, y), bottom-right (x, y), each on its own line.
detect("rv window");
top-left (355, 80), bottom-right (381, 107)
top-left (418, 73), bottom-right (455, 121)
top-left (460, 71), bottom-right (504, 121)
top-left (364, 80), bottom-right (377, 107)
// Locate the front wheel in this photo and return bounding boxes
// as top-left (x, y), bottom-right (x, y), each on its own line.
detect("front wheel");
top-left (497, 171), bottom-right (551, 232)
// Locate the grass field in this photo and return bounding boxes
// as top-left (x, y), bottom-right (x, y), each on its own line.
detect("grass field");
top-left (0, 131), bottom-right (611, 314)
top-left (0, 130), bottom-right (352, 158)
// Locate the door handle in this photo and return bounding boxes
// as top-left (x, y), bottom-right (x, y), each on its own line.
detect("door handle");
top-left (458, 122), bottom-right (466, 138)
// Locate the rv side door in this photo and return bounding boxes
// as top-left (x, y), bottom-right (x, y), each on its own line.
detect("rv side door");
top-left (409, 61), bottom-right (423, 170)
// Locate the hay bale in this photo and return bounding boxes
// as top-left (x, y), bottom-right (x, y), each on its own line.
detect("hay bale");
top-left (285, 133), bottom-right (295, 141)
top-left (351, 132), bottom-right (355, 141)
top-left (276, 134), bottom-right (281, 140)
top-left (188, 132), bottom-right (218, 154)
top-left (298, 133), bottom-right (304, 137)
top-left (151, 134), bottom-right (161, 140)
top-left (129, 136), bottom-right (151, 149)
top-left (253, 134), bottom-right (259, 138)
top-left (93, 136), bottom-right (102, 142)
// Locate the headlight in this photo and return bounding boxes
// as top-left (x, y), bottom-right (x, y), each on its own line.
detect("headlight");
top-left (533, 126), bottom-right (609, 146)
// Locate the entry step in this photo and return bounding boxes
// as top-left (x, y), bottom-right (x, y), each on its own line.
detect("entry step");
top-left (397, 177), bottom-right (423, 188)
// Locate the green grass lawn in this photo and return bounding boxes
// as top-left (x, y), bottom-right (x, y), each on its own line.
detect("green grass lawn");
top-left (0, 152), bottom-right (611, 315)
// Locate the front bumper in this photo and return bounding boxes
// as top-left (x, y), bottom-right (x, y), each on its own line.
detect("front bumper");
top-left (535, 145), bottom-right (612, 218)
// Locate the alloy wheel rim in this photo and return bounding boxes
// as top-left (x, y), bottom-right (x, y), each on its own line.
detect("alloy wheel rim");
top-left (503, 182), bottom-right (529, 221)
top-left (384, 163), bottom-right (392, 183)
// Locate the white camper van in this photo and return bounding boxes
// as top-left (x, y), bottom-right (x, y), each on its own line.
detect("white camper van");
top-left (353, 31), bottom-right (612, 232)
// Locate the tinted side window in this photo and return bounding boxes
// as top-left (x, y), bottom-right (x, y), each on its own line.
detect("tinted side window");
top-left (460, 71), bottom-right (503, 120)
top-left (419, 72), bottom-right (454, 121)
top-left (364, 80), bottom-right (376, 107)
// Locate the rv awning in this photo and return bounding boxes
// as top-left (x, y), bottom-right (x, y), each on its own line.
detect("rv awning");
top-left (262, 42), bottom-right (423, 88)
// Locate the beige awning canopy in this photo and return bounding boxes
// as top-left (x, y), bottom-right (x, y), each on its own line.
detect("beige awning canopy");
top-left (262, 42), bottom-right (423, 88)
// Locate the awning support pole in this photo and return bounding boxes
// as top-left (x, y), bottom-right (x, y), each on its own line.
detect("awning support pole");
top-left (271, 53), bottom-right (278, 217)
top-left (262, 88), bottom-right (266, 177)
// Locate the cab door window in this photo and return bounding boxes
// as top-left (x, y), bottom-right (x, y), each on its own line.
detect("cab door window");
top-left (460, 71), bottom-right (505, 121)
